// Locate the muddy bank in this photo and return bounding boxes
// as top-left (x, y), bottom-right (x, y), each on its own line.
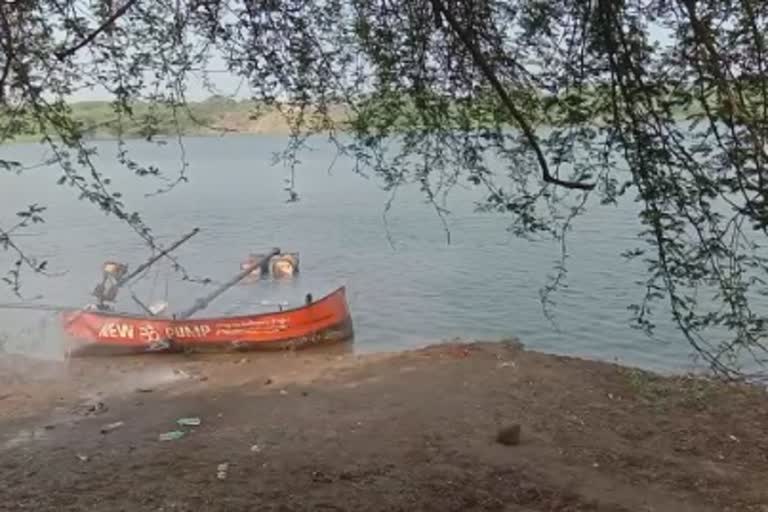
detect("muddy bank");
top-left (0, 340), bottom-right (767, 511)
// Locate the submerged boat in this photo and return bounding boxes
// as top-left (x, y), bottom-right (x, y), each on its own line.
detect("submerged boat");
top-left (62, 286), bottom-right (353, 356)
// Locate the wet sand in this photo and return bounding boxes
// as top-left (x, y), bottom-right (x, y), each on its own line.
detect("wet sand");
top-left (1, 339), bottom-right (767, 511)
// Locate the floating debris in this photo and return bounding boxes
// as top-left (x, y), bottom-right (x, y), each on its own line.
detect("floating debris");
top-left (217, 463), bottom-right (229, 480)
top-left (76, 454), bottom-right (89, 462)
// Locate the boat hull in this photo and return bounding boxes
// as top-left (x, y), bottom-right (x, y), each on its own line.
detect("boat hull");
top-left (61, 287), bottom-right (353, 357)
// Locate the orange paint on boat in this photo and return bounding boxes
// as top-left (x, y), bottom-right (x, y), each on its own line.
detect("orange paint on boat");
top-left (61, 287), bottom-right (353, 356)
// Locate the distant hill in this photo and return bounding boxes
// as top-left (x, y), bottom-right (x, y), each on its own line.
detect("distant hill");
top-left (1, 88), bottom-right (714, 143)
top-left (1, 96), bottom-right (353, 142)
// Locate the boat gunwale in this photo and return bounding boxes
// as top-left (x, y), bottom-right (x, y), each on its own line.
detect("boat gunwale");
top-left (66, 316), bottom-right (355, 356)
top-left (62, 286), bottom-right (348, 324)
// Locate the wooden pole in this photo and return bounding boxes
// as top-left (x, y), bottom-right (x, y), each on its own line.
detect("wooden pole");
top-left (176, 247), bottom-right (280, 320)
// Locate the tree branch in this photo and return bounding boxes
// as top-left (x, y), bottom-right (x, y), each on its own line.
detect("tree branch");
top-left (0, 4), bottom-right (13, 102)
top-left (55, 0), bottom-right (140, 60)
top-left (430, 0), bottom-right (595, 191)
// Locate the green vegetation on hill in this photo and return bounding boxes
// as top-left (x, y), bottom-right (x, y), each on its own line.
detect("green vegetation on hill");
top-left (68, 98), bottom-right (242, 138)
top-left (0, 87), bottom-right (736, 144)
top-left (64, 96), bottom-right (259, 140)
top-left (0, 96), bottom-right (343, 143)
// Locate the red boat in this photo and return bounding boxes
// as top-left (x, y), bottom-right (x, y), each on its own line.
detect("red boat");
top-left (62, 287), bottom-right (353, 356)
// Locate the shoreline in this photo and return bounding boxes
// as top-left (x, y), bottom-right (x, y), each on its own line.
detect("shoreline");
top-left (1, 339), bottom-right (767, 511)
top-left (2, 127), bottom-right (321, 144)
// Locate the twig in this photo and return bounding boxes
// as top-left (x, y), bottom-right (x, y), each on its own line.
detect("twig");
top-left (382, 183), bottom-right (400, 250)
top-left (55, 0), bottom-right (140, 60)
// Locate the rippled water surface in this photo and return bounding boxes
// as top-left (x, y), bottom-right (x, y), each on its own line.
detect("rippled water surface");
top-left (0, 134), bottom-right (724, 372)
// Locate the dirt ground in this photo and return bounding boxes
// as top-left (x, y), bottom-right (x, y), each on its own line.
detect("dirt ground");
top-left (0, 339), bottom-right (767, 512)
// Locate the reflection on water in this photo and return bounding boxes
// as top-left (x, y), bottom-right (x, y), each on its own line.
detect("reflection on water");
top-left (0, 134), bottom-right (753, 373)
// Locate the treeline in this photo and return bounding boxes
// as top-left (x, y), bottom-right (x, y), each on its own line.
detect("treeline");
top-left (2, 82), bottom-right (752, 143)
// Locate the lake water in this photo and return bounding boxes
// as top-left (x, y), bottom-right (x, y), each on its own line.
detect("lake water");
top-left (0, 134), bottom-right (727, 372)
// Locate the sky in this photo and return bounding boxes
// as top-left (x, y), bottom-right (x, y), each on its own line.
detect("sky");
top-left (69, 52), bottom-right (248, 103)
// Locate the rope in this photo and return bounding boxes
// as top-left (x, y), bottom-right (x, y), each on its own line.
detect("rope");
top-left (150, 261), bottom-right (160, 300)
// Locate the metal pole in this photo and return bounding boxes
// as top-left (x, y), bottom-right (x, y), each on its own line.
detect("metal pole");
top-left (116, 227), bottom-right (201, 288)
top-left (176, 247), bottom-right (280, 320)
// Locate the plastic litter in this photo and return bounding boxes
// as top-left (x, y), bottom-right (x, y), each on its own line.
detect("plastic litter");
top-left (217, 463), bottom-right (229, 480)
top-left (177, 417), bottom-right (201, 427)
top-left (100, 421), bottom-right (124, 434)
top-left (148, 301), bottom-right (168, 316)
top-left (158, 430), bottom-right (185, 442)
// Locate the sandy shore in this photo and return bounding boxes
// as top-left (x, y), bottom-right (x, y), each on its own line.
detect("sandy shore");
top-left (0, 339), bottom-right (767, 511)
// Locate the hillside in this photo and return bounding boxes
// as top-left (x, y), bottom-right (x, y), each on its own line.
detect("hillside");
top-left (0, 89), bottom-right (717, 143)
top-left (1, 97), bottom-right (352, 142)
